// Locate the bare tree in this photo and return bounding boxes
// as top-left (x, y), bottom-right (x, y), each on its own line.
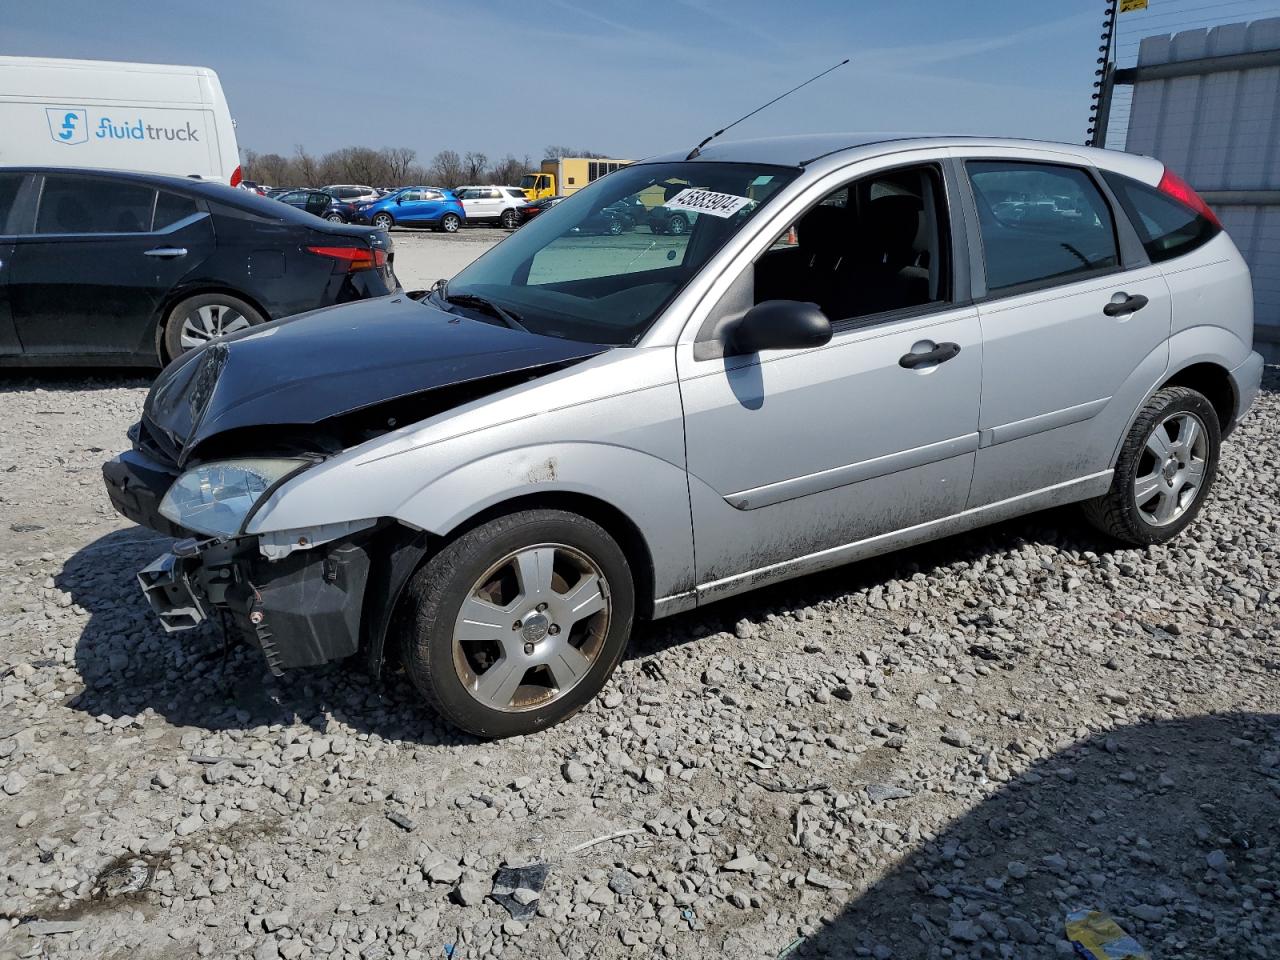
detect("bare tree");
top-left (429, 150), bottom-right (466, 189)
top-left (384, 147), bottom-right (416, 184)
top-left (488, 154), bottom-right (528, 186)
top-left (293, 145), bottom-right (319, 186)
top-left (463, 151), bottom-right (489, 183)
top-left (544, 144), bottom-right (609, 159)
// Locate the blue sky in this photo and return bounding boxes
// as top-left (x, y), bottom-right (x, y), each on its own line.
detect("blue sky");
top-left (5, 0), bottom-right (1106, 162)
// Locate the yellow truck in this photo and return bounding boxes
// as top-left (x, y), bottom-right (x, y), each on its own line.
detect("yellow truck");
top-left (520, 157), bottom-right (633, 200)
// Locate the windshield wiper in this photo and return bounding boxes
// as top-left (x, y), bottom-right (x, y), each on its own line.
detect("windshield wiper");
top-left (444, 292), bottom-right (529, 333)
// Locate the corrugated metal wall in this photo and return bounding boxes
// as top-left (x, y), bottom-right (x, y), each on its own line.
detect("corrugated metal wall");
top-left (1124, 17), bottom-right (1280, 361)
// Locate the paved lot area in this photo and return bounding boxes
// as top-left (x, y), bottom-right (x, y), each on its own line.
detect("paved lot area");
top-left (389, 229), bottom-right (504, 291)
top-left (0, 367), bottom-right (1275, 960)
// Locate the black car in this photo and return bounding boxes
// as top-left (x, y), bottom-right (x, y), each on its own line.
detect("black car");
top-left (516, 195), bottom-right (564, 225)
top-left (0, 168), bottom-right (397, 366)
top-left (273, 188), bottom-right (358, 223)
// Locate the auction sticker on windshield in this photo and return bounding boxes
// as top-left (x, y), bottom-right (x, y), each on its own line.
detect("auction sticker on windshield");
top-left (664, 188), bottom-right (754, 218)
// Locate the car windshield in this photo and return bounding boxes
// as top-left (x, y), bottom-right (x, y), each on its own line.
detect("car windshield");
top-left (443, 161), bottom-right (797, 345)
top-left (519, 174), bottom-right (537, 188)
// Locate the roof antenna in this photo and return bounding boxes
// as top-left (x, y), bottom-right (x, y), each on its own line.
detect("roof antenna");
top-left (686, 58), bottom-right (850, 160)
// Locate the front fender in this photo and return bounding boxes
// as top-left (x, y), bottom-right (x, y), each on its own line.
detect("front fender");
top-left (396, 442), bottom-right (695, 603)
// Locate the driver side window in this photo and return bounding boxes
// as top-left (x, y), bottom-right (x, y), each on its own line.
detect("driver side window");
top-left (753, 164), bottom-right (951, 324)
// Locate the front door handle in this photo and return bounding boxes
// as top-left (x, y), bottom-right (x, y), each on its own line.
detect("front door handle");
top-left (143, 247), bottom-right (188, 259)
top-left (1103, 293), bottom-right (1148, 317)
top-left (899, 341), bottom-right (961, 369)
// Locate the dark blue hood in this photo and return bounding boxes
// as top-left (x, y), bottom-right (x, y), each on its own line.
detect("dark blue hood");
top-left (144, 294), bottom-right (608, 463)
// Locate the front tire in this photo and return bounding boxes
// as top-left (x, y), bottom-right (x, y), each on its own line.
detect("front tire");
top-left (1082, 386), bottom-right (1220, 545)
top-left (161, 292), bottom-right (265, 362)
top-left (400, 509), bottom-right (635, 738)
top-left (667, 214), bottom-right (688, 236)
top-left (372, 212), bottom-right (394, 230)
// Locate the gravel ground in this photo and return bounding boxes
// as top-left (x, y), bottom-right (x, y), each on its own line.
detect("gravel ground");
top-left (0, 368), bottom-right (1276, 960)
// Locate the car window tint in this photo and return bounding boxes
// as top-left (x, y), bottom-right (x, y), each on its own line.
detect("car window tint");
top-left (756, 163), bottom-right (951, 321)
top-left (154, 191), bottom-right (199, 230)
top-left (1102, 171), bottom-right (1219, 263)
top-left (36, 176), bottom-right (156, 234)
top-left (966, 161), bottom-right (1118, 292)
top-left (424, 191), bottom-right (443, 201)
top-left (0, 173), bottom-right (25, 232)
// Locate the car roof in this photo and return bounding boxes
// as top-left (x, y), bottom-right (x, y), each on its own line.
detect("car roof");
top-left (643, 133), bottom-right (1163, 180)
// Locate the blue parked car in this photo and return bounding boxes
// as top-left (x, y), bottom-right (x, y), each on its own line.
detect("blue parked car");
top-left (350, 186), bottom-right (465, 232)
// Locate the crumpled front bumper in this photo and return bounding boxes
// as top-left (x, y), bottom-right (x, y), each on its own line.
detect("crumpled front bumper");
top-left (104, 447), bottom-right (375, 674)
top-left (134, 536), bottom-right (373, 675)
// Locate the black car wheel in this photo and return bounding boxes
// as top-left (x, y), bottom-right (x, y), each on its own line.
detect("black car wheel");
top-left (439, 214), bottom-right (462, 233)
top-left (325, 213), bottom-right (345, 223)
top-left (162, 293), bottom-right (265, 361)
top-left (500, 208), bottom-right (519, 229)
top-left (607, 217), bottom-right (623, 236)
top-left (667, 214), bottom-right (688, 236)
top-left (400, 508), bottom-right (635, 738)
top-left (372, 212), bottom-right (394, 230)
top-left (1082, 386), bottom-right (1220, 545)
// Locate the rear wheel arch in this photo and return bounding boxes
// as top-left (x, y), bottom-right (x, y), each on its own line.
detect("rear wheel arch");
top-left (152, 285), bottom-right (273, 363)
top-left (1160, 361), bottom-right (1235, 433)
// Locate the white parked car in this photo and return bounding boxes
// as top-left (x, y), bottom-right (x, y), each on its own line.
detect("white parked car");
top-left (456, 185), bottom-right (529, 229)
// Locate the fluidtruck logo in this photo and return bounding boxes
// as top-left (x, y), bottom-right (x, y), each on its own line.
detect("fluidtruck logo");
top-left (46, 108), bottom-right (88, 145)
top-left (44, 107), bottom-right (201, 145)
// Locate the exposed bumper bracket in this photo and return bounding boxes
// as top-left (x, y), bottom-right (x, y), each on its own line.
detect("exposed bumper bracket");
top-left (138, 553), bottom-right (207, 632)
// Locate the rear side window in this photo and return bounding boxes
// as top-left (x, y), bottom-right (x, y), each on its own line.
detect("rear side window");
top-left (0, 174), bottom-right (25, 232)
top-left (154, 191), bottom-right (199, 230)
top-left (967, 161), bottom-right (1118, 292)
top-left (36, 176), bottom-right (156, 234)
top-left (1103, 171), bottom-right (1220, 263)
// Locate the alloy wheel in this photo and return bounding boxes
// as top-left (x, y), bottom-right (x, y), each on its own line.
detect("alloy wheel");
top-left (373, 213), bottom-right (393, 230)
top-left (1134, 411), bottom-right (1209, 526)
top-left (452, 543), bottom-right (610, 713)
top-left (443, 214), bottom-right (461, 233)
top-left (179, 303), bottom-right (250, 351)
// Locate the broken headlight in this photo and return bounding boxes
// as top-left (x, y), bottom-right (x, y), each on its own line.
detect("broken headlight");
top-left (159, 458), bottom-right (310, 539)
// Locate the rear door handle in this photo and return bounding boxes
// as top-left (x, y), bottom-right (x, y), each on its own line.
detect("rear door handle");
top-left (1103, 293), bottom-right (1148, 317)
top-left (899, 341), bottom-right (961, 369)
top-left (143, 247), bottom-right (188, 259)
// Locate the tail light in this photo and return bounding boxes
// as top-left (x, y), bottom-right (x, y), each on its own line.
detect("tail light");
top-left (230, 165), bottom-right (243, 188)
top-left (1157, 167), bottom-right (1221, 228)
top-left (306, 245), bottom-right (387, 272)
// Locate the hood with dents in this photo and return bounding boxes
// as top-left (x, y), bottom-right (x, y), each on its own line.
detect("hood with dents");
top-left (145, 295), bottom-right (609, 463)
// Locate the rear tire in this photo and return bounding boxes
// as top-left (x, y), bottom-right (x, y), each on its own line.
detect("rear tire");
top-left (1081, 386), bottom-right (1220, 545)
top-left (500, 208), bottom-right (519, 229)
top-left (161, 292), bottom-right (265, 362)
top-left (438, 213), bottom-right (462, 233)
top-left (325, 213), bottom-right (345, 223)
top-left (399, 509), bottom-right (635, 738)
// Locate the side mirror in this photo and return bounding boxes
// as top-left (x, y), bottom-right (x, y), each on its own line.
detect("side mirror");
top-left (730, 300), bottom-right (832, 355)
top-left (395, 197), bottom-right (403, 204)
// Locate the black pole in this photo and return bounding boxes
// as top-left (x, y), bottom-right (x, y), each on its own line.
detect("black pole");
top-left (1087, 0), bottom-right (1119, 147)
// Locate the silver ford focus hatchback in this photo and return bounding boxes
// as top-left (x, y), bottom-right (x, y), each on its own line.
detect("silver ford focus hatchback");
top-left (104, 134), bottom-right (1264, 737)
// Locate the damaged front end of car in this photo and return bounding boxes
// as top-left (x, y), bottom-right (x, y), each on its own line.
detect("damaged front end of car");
top-left (102, 294), bottom-right (609, 676)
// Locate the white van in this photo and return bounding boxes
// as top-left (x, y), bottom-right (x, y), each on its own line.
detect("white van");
top-left (0, 56), bottom-right (241, 185)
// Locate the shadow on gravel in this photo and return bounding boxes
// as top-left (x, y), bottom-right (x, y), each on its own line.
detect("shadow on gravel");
top-left (59, 505), bottom-right (1126, 745)
top-left (787, 711), bottom-right (1280, 959)
top-left (630, 504), bottom-right (1125, 660)
top-left (58, 526), bottom-right (476, 746)
top-left (0, 368), bottom-right (155, 391)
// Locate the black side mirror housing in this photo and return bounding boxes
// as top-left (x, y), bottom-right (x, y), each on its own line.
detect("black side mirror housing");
top-left (730, 300), bottom-right (833, 355)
